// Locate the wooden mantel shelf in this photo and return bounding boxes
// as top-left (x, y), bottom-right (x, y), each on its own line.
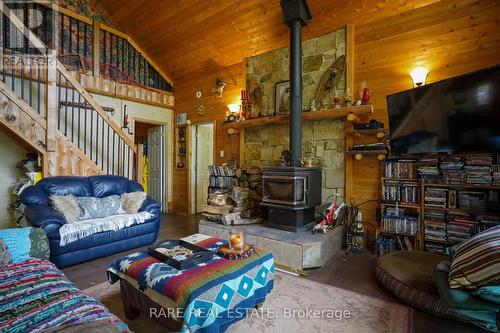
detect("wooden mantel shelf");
top-left (221, 105), bottom-right (373, 129)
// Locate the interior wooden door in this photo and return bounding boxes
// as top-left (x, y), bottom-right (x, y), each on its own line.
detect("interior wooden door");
top-left (148, 126), bottom-right (163, 209)
top-left (195, 124), bottom-right (214, 213)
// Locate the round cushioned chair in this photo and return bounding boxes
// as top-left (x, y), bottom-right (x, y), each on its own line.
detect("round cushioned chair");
top-left (375, 250), bottom-right (468, 322)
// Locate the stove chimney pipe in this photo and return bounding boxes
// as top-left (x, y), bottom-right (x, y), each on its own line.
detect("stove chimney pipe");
top-left (280, 0), bottom-right (312, 167)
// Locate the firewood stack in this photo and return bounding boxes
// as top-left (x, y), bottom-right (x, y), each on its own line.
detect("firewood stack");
top-left (202, 165), bottom-right (263, 225)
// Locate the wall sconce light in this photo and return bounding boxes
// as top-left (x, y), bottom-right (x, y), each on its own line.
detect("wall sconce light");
top-left (227, 103), bottom-right (241, 114)
top-left (410, 67), bottom-right (429, 87)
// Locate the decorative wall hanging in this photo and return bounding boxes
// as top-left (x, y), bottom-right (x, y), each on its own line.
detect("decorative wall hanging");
top-left (314, 54), bottom-right (346, 105)
top-left (197, 105), bottom-right (205, 116)
top-left (248, 81), bottom-right (263, 118)
top-left (195, 90), bottom-right (203, 99)
top-left (212, 78), bottom-right (226, 99)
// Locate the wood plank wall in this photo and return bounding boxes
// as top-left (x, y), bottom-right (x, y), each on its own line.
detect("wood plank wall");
top-left (172, 0), bottom-right (500, 216)
top-left (352, 0), bottom-right (500, 243)
top-left (172, 63), bottom-right (244, 212)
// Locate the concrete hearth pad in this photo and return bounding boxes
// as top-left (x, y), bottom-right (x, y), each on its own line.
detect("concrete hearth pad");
top-left (198, 220), bottom-right (345, 270)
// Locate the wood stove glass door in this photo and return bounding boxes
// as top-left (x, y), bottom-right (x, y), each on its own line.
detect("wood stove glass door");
top-left (262, 175), bottom-right (307, 206)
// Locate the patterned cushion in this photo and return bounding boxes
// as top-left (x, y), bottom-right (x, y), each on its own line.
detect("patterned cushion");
top-left (0, 239), bottom-right (12, 266)
top-left (0, 228), bottom-right (31, 263)
top-left (449, 225), bottom-right (500, 290)
top-left (0, 228), bottom-right (49, 263)
top-left (51, 194), bottom-right (81, 223)
top-left (28, 228), bottom-right (50, 260)
top-left (77, 195), bottom-right (125, 220)
top-left (121, 191), bottom-right (146, 214)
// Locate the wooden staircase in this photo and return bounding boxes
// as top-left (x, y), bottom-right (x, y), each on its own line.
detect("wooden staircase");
top-left (0, 2), bottom-right (137, 179)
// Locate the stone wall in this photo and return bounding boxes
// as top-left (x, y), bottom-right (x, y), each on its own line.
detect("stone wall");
top-left (243, 27), bottom-right (347, 201)
top-left (246, 27), bottom-right (346, 115)
top-left (244, 121), bottom-right (345, 201)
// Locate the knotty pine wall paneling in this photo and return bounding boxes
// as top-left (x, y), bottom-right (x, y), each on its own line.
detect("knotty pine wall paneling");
top-left (172, 63), bottom-right (244, 212)
top-left (353, 0), bottom-right (500, 246)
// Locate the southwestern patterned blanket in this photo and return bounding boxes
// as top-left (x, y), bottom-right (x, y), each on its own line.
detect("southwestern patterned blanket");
top-left (107, 234), bottom-right (275, 333)
top-left (0, 259), bottom-right (129, 333)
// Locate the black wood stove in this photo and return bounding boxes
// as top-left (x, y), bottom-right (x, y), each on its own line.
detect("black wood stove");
top-left (260, 0), bottom-right (321, 232)
top-left (261, 166), bottom-right (321, 232)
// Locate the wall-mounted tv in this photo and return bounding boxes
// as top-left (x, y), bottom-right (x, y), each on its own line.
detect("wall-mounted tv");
top-left (387, 65), bottom-right (500, 155)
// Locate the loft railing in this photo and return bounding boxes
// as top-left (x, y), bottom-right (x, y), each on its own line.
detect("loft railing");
top-left (12, 0), bottom-right (174, 93)
top-left (0, 2), bottom-right (136, 179)
top-left (99, 26), bottom-right (171, 91)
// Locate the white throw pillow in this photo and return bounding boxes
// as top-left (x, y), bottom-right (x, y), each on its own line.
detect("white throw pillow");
top-left (121, 192), bottom-right (147, 214)
top-left (50, 195), bottom-right (80, 223)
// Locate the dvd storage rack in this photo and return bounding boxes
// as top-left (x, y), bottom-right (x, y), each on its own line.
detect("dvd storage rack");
top-left (378, 158), bottom-right (422, 255)
top-left (379, 154), bottom-right (500, 255)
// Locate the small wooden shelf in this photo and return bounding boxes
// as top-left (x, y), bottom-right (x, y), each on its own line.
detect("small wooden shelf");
top-left (423, 206), bottom-right (500, 216)
top-left (221, 105), bottom-right (373, 129)
top-left (345, 128), bottom-right (388, 134)
top-left (383, 177), bottom-right (420, 182)
top-left (381, 201), bottom-right (421, 209)
top-left (376, 228), bottom-right (420, 239)
top-left (424, 238), bottom-right (458, 245)
top-left (346, 149), bottom-right (386, 155)
top-left (422, 182), bottom-right (500, 190)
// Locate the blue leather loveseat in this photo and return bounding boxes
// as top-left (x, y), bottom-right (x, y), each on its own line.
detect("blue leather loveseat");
top-left (20, 175), bottom-right (161, 268)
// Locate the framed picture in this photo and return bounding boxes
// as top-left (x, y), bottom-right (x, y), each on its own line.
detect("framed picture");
top-left (176, 112), bottom-right (187, 125)
top-left (275, 81), bottom-right (290, 115)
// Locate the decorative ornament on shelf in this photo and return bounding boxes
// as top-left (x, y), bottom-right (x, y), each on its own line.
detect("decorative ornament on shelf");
top-left (309, 99), bottom-right (320, 112)
top-left (361, 88), bottom-right (370, 105)
top-left (121, 104), bottom-right (133, 135)
top-left (410, 66), bottom-right (429, 87)
top-left (333, 96), bottom-right (341, 108)
top-left (344, 88), bottom-right (352, 107)
top-left (197, 105), bottom-right (205, 116)
top-left (240, 89), bottom-right (253, 119)
top-left (212, 78), bottom-right (226, 99)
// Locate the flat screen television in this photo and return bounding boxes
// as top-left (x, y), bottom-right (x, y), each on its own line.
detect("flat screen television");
top-left (387, 65), bottom-right (500, 155)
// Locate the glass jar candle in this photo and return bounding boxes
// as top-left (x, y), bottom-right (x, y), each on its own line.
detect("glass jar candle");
top-left (229, 228), bottom-right (245, 250)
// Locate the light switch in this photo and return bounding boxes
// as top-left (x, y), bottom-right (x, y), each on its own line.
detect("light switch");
top-left (220, 150), bottom-right (224, 157)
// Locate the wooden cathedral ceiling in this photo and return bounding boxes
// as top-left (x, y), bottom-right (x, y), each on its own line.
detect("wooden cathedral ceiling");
top-left (90, 0), bottom-right (442, 81)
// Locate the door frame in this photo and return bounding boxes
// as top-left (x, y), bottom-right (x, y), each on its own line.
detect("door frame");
top-left (188, 121), bottom-right (216, 214)
top-left (132, 117), bottom-right (169, 213)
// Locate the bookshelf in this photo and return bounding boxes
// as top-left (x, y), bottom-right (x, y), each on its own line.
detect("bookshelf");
top-left (378, 159), bottom-right (422, 255)
top-left (175, 125), bottom-right (187, 169)
top-left (208, 165), bottom-right (235, 194)
top-left (378, 154), bottom-right (500, 256)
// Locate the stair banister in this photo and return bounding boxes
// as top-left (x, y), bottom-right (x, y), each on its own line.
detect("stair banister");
top-left (0, 2), bottom-right (137, 154)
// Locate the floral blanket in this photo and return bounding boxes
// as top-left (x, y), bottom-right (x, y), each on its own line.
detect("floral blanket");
top-left (107, 234), bottom-right (275, 333)
top-left (0, 259), bottom-right (129, 333)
